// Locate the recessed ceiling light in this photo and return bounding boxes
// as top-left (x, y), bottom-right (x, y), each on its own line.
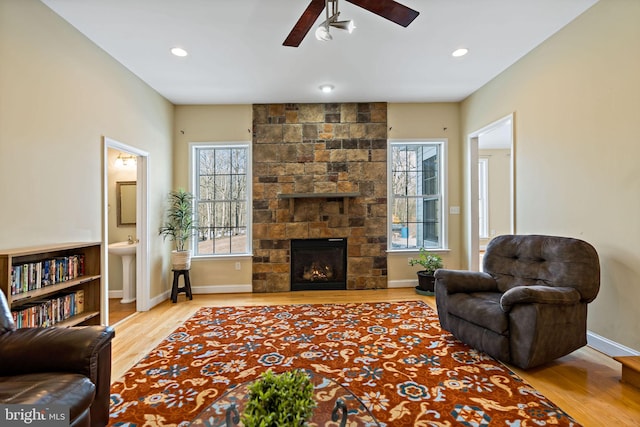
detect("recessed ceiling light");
top-left (171, 47), bottom-right (188, 57)
top-left (319, 84), bottom-right (334, 93)
top-left (452, 48), bottom-right (469, 57)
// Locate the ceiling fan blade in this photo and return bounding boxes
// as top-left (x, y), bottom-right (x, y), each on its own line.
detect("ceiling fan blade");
top-left (346, 0), bottom-right (419, 27)
top-left (283, 0), bottom-right (326, 47)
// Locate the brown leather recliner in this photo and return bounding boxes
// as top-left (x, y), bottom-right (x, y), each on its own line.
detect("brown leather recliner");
top-left (435, 234), bottom-right (600, 369)
top-left (0, 292), bottom-right (115, 427)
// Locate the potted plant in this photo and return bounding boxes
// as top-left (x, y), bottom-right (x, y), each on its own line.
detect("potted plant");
top-left (409, 248), bottom-right (443, 295)
top-left (241, 369), bottom-right (316, 427)
top-left (159, 189), bottom-right (196, 270)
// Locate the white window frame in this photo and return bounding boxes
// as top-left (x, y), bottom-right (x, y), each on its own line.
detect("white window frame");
top-left (387, 139), bottom-right (448, 252)
top-left (189, 142), bottom-right (252, 258)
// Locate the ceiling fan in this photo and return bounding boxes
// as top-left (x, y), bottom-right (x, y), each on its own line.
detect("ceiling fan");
top-left (283, 0), bottom-right (419, 47)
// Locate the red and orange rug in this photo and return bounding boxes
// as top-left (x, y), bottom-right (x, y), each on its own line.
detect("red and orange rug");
top-left (109, 300), bottom-right (581, 426)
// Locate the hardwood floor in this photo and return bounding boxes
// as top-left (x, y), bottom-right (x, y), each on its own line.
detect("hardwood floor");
top-left (110, 289), bottom-right (640, 426)
top-left (108, 298), bottom-right (136, 325)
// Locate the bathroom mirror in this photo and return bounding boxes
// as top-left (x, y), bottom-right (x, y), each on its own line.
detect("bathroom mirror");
top-left (117, 181), bottom-right (136, 226)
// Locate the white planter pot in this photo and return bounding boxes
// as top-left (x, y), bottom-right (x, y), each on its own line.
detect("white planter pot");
top-left (171, 250), bottom-right (192, 270)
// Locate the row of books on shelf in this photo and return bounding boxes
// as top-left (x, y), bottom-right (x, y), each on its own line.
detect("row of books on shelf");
top-left (11, 290), bottom-right (85, 328)
top-left (10, 254), bottom-right (86, 296)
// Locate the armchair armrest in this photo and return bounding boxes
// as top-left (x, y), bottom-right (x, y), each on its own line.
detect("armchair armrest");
top-left (434, 269), bottom-right (498, 294)
top-left (500, 286), bottom-right (581, 312)
top-left (0, 325), bottom-right (115, 378)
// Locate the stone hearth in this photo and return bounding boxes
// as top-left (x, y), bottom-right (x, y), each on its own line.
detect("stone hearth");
top-left (252, 103), bottom-right (388, 292)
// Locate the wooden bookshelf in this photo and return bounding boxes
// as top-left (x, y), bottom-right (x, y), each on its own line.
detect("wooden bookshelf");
top-left (0, 242), bottom-right (102, 327)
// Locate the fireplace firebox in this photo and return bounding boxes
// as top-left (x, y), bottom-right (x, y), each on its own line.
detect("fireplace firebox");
top-left (291, 238), bottom-right (347, 291)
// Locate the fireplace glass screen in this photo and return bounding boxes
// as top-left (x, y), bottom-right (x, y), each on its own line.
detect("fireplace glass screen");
top-left (291, 239), bottom-right (347, 291)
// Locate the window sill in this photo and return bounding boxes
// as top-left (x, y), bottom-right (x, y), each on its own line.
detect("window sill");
top-left (386, 249), bottom-right (451, 254)
top-left (192, 253), bottom-right (253, 261)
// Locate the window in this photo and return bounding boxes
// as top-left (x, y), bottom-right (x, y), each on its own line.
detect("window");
top-left (191, 143), bottom-right (251, 256)
top-left (389, 140), bottom-right (447, 250)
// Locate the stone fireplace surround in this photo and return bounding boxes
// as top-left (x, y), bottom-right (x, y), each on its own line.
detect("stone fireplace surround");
top-left (252, 103), bottom-right (388, 292)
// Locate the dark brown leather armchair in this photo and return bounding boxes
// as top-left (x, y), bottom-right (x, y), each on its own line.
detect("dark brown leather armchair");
top-left (434, 234), bottom-right (600, 369)
top-left (0, 292), bottom-right (115, 427)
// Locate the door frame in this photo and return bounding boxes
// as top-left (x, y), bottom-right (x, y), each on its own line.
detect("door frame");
top-left (102, 137), bottom-right (150, 324)
top-left (467, 113), bottom-right (515, 271)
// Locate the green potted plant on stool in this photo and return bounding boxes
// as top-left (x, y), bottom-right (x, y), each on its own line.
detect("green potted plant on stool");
top-left (409, 248), bottom-right (443, 295)
top-left (159, 189), bottom-right (196, 270)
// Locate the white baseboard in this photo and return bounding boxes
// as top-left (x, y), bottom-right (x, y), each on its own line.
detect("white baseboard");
top-left (387, 279), bottom-right (417, 288)
top-left (587, 330), bottom-right (640, 357)
top-left (148, 290), bottom-right (170, 310)
top-left (192, 284), bottom-right (253, 294)
top-left (108, 290), bottom-right (123, 299)
top-left (148, 284), bottom-right (254, 310)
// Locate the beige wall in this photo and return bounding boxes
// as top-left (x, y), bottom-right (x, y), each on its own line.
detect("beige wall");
top-left (387, 103), bottom-right (463, 282)
top-left (173, 105), bottom-right (253, 288)
top-left (0, 1), bottom-right (174, 306)
top-left (461, 0), bottom-right (640, 351)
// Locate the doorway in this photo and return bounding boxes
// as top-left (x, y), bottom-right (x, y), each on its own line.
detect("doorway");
top-left (467, 114), bottom-right (515, 271)
top-left (103, 137), bottom-right (150, 325)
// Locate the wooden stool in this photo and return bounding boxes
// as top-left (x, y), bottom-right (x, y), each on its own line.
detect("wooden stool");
top-left (171, 269), bottom-right (193, 303)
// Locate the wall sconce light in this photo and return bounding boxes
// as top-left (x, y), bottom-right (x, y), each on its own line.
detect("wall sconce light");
top-left (115, 154), bottom-right (137, 168)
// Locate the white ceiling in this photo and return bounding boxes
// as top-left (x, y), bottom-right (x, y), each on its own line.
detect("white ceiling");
top-left (479, 121), bottom-right (512, 150)
top-left (41, 0), bottom-right (597, 105)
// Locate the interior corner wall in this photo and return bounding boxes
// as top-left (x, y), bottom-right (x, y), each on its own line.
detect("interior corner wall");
top-left (387, 103), bottom-right (463, 282)
top-left (173, 105), bottom-right (254, 289)
top-left (0, 0), bottom-right (174, 302)
top-left (460, 0), bottom-right (640, 351)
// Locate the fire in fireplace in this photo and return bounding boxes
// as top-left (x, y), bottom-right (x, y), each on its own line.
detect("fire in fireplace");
top-left (291, 238), bottom-right (347, 291)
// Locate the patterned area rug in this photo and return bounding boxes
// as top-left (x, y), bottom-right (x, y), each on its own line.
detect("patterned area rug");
top-left (109, 301), bottom-right (581, 426)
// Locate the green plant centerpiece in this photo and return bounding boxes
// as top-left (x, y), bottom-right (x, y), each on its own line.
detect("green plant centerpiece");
top-left (241, 370), bottom-right (316, 427)
top-left (409, 248), bottom-right (444, 295)
top-left (159, 189), bottom-right (196, 270)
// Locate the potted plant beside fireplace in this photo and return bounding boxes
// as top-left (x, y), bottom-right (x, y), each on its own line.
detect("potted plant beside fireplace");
top-left (159, 189), bottom-right (196, 270)
top-left (409, 248), bottom-right (443, 295)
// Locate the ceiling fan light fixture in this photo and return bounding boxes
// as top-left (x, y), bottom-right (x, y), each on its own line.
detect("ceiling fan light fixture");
top-left (330, 19), bottom-right (356, 33)
top-left (315, 25), bottom-right (333, 41)
top-left (283, 0), bottom-right (418, 47)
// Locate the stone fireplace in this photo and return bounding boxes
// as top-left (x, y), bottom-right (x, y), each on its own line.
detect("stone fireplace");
top-left (252, 103), bottom-right (388, 292)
